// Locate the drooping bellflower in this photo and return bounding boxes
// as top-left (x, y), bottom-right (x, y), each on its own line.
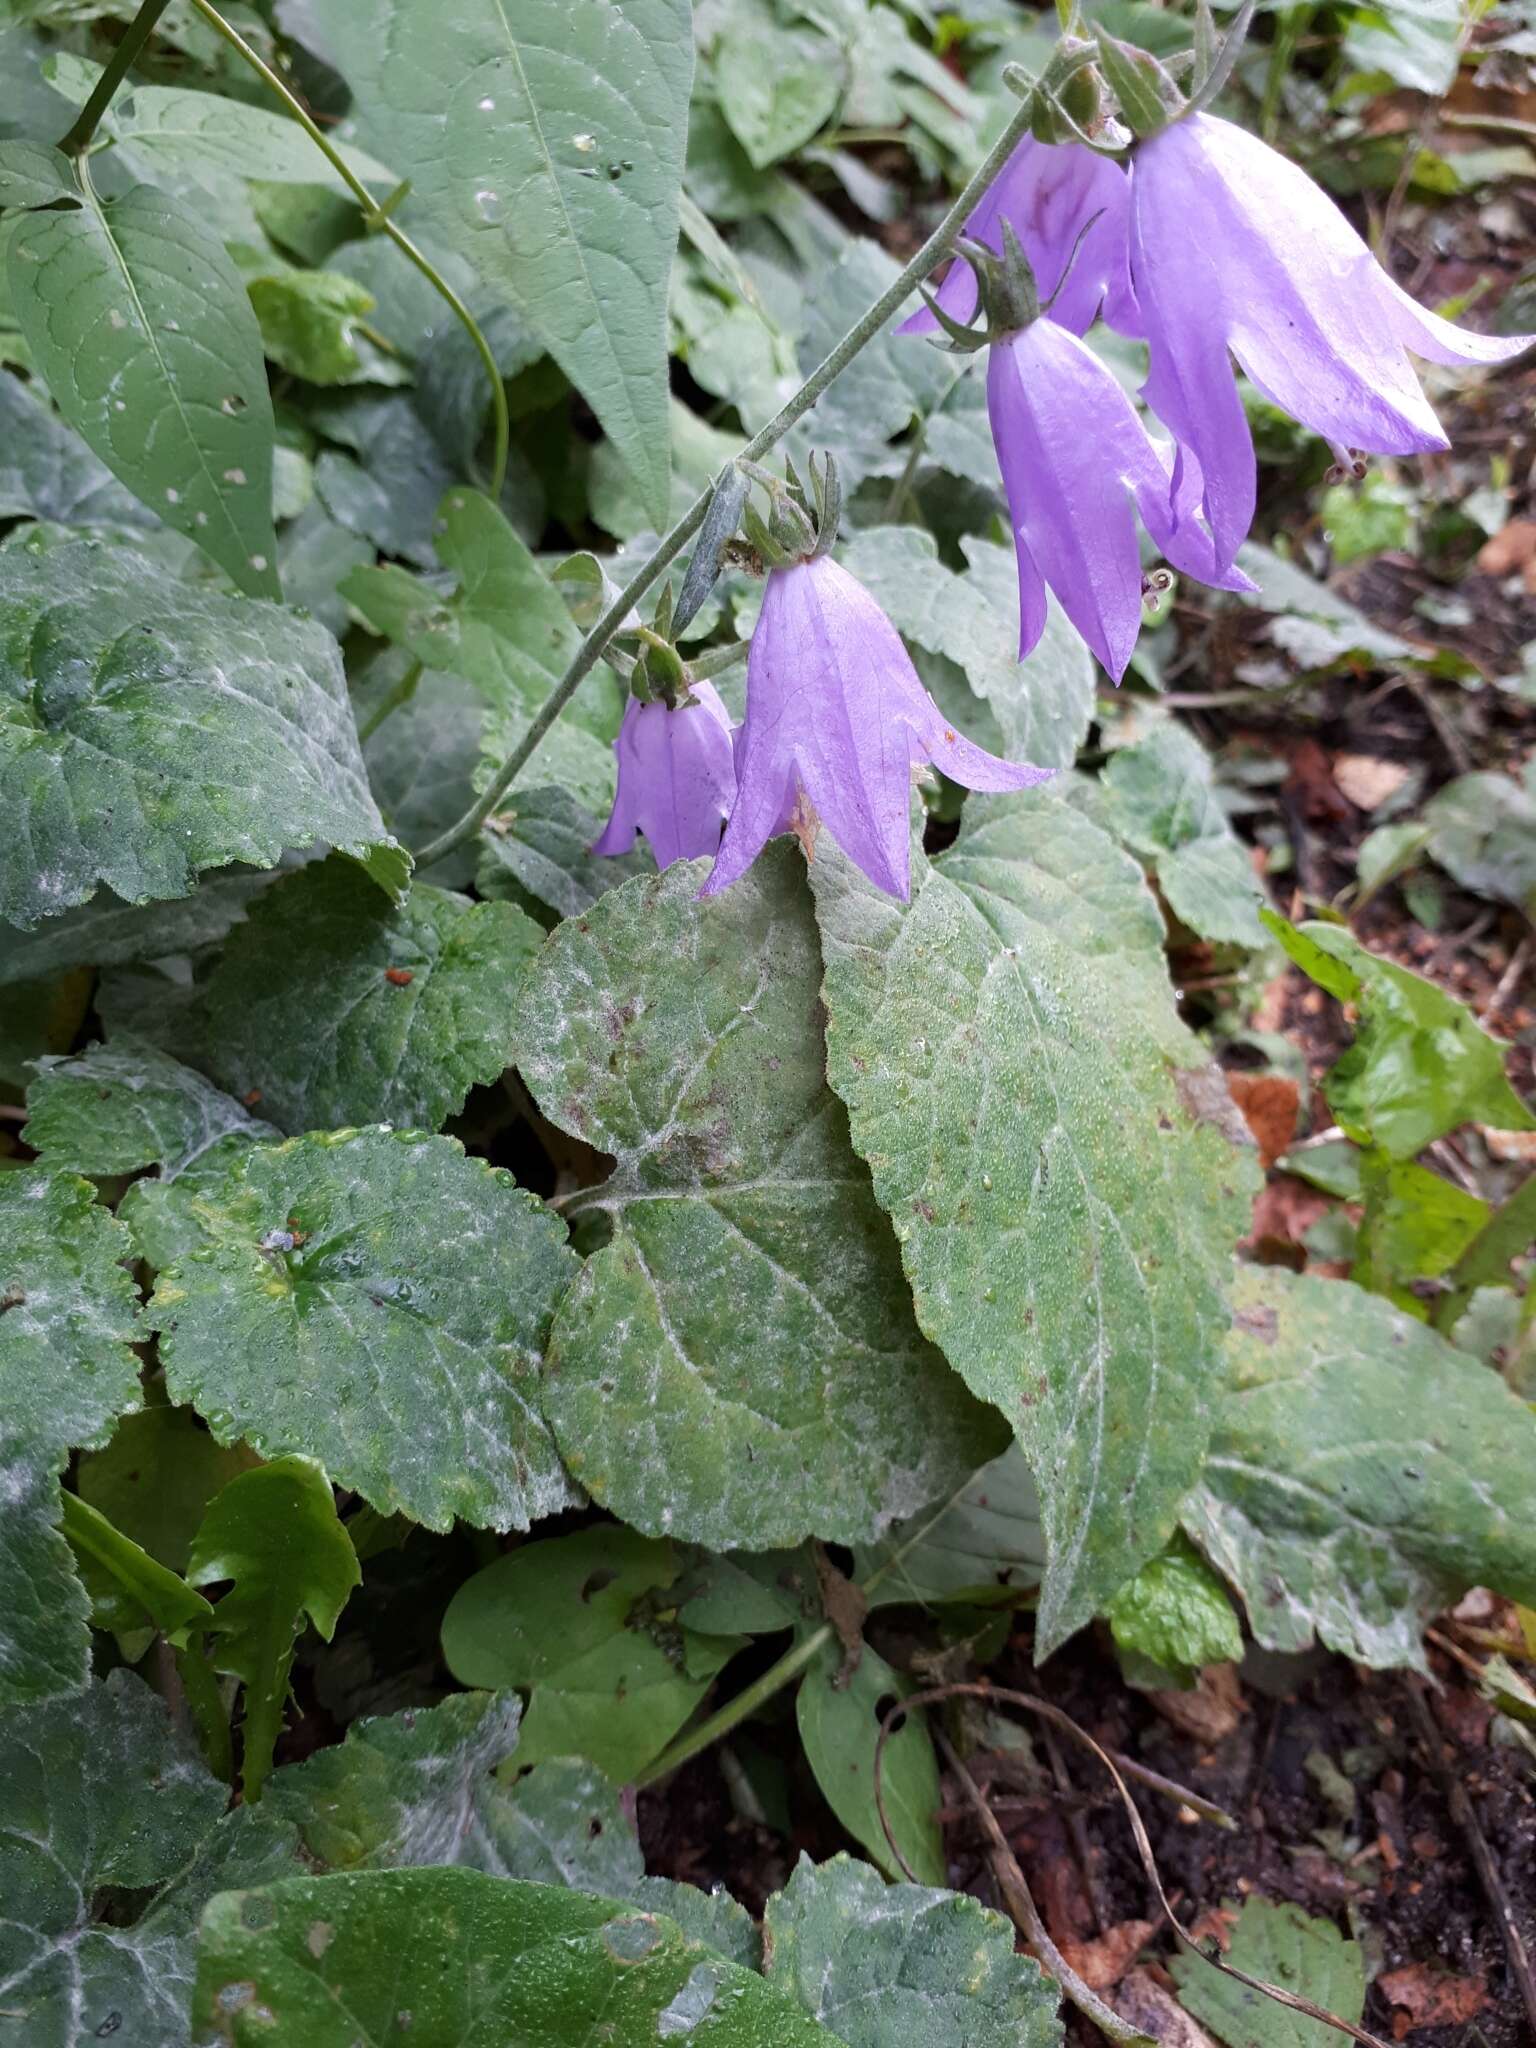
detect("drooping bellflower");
top-left (701, 555), bottom-right (1052, 903)
top-left (1128, 111), bottom-right (1535, 570)
top-left (899, 133), bottom-right (1136, 341)
top-left (986, 314), bottom-right (1255, 682)
top-left (592, 680), bottom-right (736, 869)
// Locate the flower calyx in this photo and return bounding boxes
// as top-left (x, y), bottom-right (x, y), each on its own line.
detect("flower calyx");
top-left (1018, 33), bottom-right (1108, 148)
top-left (627, 580), bottom-right (690, 707)
top-left (920, 219), bottom-right (1041, 352)
top-left (737, 452), bottom-right (842, 568)
top-left (1093, 0), bottom-right (1258, 140)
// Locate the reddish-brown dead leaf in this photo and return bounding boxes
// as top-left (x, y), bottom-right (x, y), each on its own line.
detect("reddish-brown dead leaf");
top-left (1225, 1073), bottom-right (1301, 1170)
top-left (1378, 1964), bottom-right (1488, 2030)
top-left (1150, 1664), bottom-right (1245, 1744)
top-left (1115, 1967), bottom-right (1221, 2048)
top-left (1059, 1919), bottom-right (1156, 1993)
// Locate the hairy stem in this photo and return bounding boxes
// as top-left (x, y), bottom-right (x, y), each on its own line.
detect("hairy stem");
top-left (631, 1626), bottom-right (830, 1791)
top-left (183, 0), bottom-right (510, 499)
top-left (412, 85), bottom-right (1043, 868)
top-left (175, 1641), bottom-right (234, 1783)
top-left (357, 658), bottom-right (424, 743)
top-left (59, 0), bottom-right (174, 155)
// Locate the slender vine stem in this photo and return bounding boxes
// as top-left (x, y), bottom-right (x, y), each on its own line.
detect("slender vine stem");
top-left (181, 0), bottom-right (510, 499)
top-left (412, 85), bottom-right (1045, 869)
top-left (58, 0), bottom-right (174, 155)
top-left (357, 657), bottom-right (424, 743)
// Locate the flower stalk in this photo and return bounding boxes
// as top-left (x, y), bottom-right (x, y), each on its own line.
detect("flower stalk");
top-left (412, 76), bottom-right (1051, 869)
top-left (58, 0), bottom-right (174, 155)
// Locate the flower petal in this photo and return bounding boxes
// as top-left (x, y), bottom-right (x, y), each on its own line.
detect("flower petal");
top-left (596, 684), bottom-right (736, 869)
top-left (900, 136), bottom-right (1134, 341)
top-left (1378, 269), bottom-right (1535, 369)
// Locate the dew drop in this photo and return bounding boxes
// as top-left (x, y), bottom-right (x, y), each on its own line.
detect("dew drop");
top-left (473, 188), bottom-right (503, 225)
top-left (478, 96), bottom-right (495, 111)
top-left (223, 467), bottom-right (247, 485)
top-left (164, 488), bottom-right (179, 504)
top-left (249, 553), bottom-right (268, 572)
top-left (572, 132), bottom-right (597, 152)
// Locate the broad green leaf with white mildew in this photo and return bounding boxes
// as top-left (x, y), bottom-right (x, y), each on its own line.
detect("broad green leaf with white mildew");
top-left (152, 1128), bottom-right (580, 1533)
top-left (714, 0), bottom-right (845, 168)
top-left (513, 846), bottom-right (1004, 1552)
top-left (0, 1671), bottom-right (298, 2043)
top-left (0, 368), bottom-right (154, 528)
top-left (1183, 1264), bottom-right (1536, 1671)
top-left (853, 1443), bottom-right (1044, 1611)
top-left (24, 1036), bottom-right (275, 1181)
top-left (7, 182), bottom-right (279, 593)
top-left (162, 856), bottom-right (544, 1133)
top-left (0, 1170), bottom-right (142, 1704)
top-left (810, 789), bottom-right (1258, 1654)
top-left (309, 0), bottom-right (693, 527)
top-left (0, 539), bottom-right (405, 929)
top-left (763, 1854), bottom-right (1062, 2047)
top-left (193, 1869), bottom-right (828, 2046)
top-left (441, 1526), bottom-right (744, 1781)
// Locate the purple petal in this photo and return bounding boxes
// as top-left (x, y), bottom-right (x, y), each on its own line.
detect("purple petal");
top-left (988, 322), bottom-right (1161, 681)
top-left (900, 137), bottom-right (1134, 341)
top-left (594, 682), bottom-right (736, 869)
top-left (1378, 270), bottom-right (1534, 369)
top-left (702, 558), bottom-right (1052, 901)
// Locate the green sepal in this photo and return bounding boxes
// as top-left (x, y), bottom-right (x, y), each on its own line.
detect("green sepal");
top-left (1094, 30), bottom-right (1184, 137)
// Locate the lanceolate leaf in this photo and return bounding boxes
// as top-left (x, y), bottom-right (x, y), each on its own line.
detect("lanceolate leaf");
top-left (7, 182), bottom-right (279, 594)
top-left (1184, 1264), bottom-right (1536, 1670)
top-left (0, 1671), bottom-right (298, 2044)
top-left (152, 1128), bottom-right (580, 1533)
top-left (810, 791), bottom-right (1257, 1654)
top-left (763, 1853), bottom-right (1062, 2048)
top-left (311, 0), bottom-right (694, 527)
top-left (0, 540), bottom-right (406, 929)
top-left (796, 1638), bottom-right (944, 1887)
top-left (1171, 1897), bottom-right (1364, 2048)
top-left (194, 1869), bottom-right (827, 2046)
top-left (188, 1457), bottom-right (360, 1801)
top-left (0, 1170), bottom-right (142, 1704)
top-left (513, 847), bottom-right (1004, 1552)
top-left (178, 856), bottom-right (544, 1132)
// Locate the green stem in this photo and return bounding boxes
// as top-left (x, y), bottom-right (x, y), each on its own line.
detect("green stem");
top-left (632, 1627), bottom-right (831, 1791)
top-left (58, 0), bottom-right (174, 155)
top-left (686, 638), bottom-right (750, 685)
top-left (183, 0), bottom-right (510, 500)
top-left (175, 1640), bottom-right (234, 1783)
top-left (358, 657), bottom-right (424, 743)
top-left (632, 1471), bottom-right (995, 1790)
top-left (412, 84), bottom-right (1045, 869)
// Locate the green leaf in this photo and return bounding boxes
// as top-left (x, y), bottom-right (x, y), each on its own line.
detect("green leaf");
top-left (363, 668), bottom-right (484, 892)
top-left (152, 1128), bottom-right (580, 1533)
top-left (797, 1636), bottom-right (943, 1886)
top-left (0, 1169), bottom-right (142, 1703)
top-left (716, 0), bottom-right (845, 168)
top-left (0, 538), bottom-right (406, 930)
top-left (1345, 6), bottom-right (1460, 95)
top-left (0, 1670), bottom-right (298, 2043)
top-left (1421, 764), bottom-right (1536, 917)
top-left (811, 791), bottom-right (1257, 1654)
top-left (7, 183), bottom-right (279, 594)
top-left (1104, 1535), bottom-right (1242, 1690)
top-left (1264, 914), bottom-right (1535, 1158)
top-left (1096, 723), bottom-right (1268, 949)
top-left (310, 0), bottom-right (693, 528)
top-left (1352, 1152), bottom-right (1488, 1290)
top-left (0, 860), bottom-right (292, 989)
top-left (76, 1402), bottom-right (260, 1571)
top-left (312, 391), bottom-right (457, 568)
top-left (250, 269), bottom-right (403, 387)
top-left (854, 1444), bottom-right (1045, 1610)
top-left (97, 78), bottom-right (394, 192)
top-left (441, 1526), bottom-right (742, 1781)
top-left (189, 1456), bottom-right (360, 1800)
top-left (60, 1488), bottom-right (215, 1642)
top-left (1171, 1897), bottom-right (1364, 2048)
top-left (839, 527), bottom-right (1094, 772)
top-left (24, 1035), bottom-right (275, 1180)
top-left (1235, 544), bottom-right (1411, 672)
top-left (763, 1852), bottom-right (1062, 2047)
top-left (1183, 1265), bottom-right (1536, 1670)
top-left (0, 137), bottom-right (72, 207)
top-left (194, 1868), bottom-right (828, 2045)
top-left (513, 848), bottom-right (1003, 1551)
top-left (175, 856), bottom-right (544, 1132)
top-left (478, 783), bottom-right (655, 922)
top-left (0, 368), bottom-right (154, 528)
